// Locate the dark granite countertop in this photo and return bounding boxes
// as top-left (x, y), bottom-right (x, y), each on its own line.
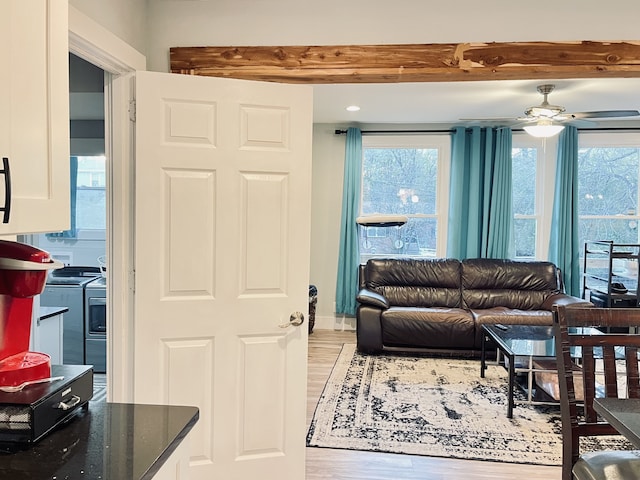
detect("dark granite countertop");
top-left (39, 306), bottom-right (69, 320)
top-left (0, 401), bottom-right (199, 479)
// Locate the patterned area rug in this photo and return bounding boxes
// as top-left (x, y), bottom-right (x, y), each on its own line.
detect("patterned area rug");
top-left (307, 344), bottom-right (629, 465)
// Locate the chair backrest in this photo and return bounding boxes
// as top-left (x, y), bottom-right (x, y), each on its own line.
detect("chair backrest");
top-left (553, 306), bottom-right (640, 480)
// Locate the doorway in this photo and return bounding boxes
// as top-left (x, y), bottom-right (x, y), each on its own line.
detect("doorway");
top-left (68, 6), bottom-right (145, 402)
top-left (22, 54), bottom-right (108, 385)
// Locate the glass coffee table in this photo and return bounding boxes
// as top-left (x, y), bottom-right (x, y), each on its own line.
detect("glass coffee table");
top-left (480, 324), bottom-right (601, 418)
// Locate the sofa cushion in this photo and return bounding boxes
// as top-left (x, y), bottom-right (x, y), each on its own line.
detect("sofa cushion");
top-left (472, 307), bottom-right (553, 326)
top-left (462, 259), bottom-right (559, 310)
top-left (381, 307), bottom-right (475, 349)
top-left (365, 258), bottom-right (462, 308)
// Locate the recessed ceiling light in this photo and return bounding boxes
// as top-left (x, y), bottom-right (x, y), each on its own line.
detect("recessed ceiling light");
top-left (346, 105), bottom-right (361, 112)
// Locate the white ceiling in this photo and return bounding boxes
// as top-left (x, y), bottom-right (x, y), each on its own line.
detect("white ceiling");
top-left (70, 76), bottom-right (640, 128)
top-left (312, 78), bottom-right (640, 127)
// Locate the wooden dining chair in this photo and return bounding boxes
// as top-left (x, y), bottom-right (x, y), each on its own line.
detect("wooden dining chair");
top-left (553, 305), bottom-right (640, 480)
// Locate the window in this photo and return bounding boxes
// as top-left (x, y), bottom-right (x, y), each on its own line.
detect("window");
top-left (76, 155), bottom-right (106, 230)
top-left (360, 135), bottom-right (450, 262)
top-left (510, 133), bottom-right (557, 261)
top-left (512, 144), bottom-right (538, 258)
top-left (578, 133), bottom-right (640, 250)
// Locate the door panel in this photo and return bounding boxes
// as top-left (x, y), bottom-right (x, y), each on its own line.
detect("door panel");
top-left (133, 71), bottom-right (312, 480)
top-left (164, 170), bottom-right (215, 295)
top-left (240, 173), bottom-right (288, 293)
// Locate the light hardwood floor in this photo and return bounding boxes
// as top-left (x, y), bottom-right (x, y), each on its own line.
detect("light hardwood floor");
top-left (305, 330), bottom-right (562, 480)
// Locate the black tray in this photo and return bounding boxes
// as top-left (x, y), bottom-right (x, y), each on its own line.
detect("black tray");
top-left (0, 364), bottom-right (93, 443)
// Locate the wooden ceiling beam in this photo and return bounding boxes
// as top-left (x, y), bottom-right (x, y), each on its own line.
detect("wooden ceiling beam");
top-left (170, 41), bottom-right (640, 84)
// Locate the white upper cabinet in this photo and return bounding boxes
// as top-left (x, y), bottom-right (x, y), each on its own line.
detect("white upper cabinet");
top-left (0, 1), bottom-right (70, 235)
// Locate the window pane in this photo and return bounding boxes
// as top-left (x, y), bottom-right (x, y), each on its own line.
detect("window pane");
top-left (578, 146), bottom-right (640, 248)
top-left (513, 218), bottom-right (536, 258)
top-left (76, 187), bottom-right (106, 229)
top-left (77, 156), bottom-right (106, 188)
top-left (580, 218), bottom-right (639, 245)
top-left (362, 148), bottom-right (437, 215)
top-left (512, 146), bottom-right (537, 258)
top-left (76, 156), bottom-right (106, 230)
top-left (578, 147), bottom-right (639, 216)
top-left (360, 217), bottom-right (437, 257)
top-left (512, 148), bottom-right (536, 215)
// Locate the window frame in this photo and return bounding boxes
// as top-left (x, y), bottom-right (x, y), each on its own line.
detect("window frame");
top-left (360, 134), bottom-right (450, 260)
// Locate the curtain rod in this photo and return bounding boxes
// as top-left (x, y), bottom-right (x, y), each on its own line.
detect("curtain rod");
top-left (334, 127), bottom-right (640, 135)
top-left (334, 129), bottom-right (451, 135)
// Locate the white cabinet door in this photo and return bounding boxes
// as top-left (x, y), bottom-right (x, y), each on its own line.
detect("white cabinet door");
top-left (132, 71), bottom-right (312, 480)
top-left (0, 1), bottom-right (70, 235)
top-left (33, 313), bottom-right (64, 365)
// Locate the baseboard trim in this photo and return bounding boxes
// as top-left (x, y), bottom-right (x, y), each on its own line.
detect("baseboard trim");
top-left (312, 314), bottom-right (356, 331)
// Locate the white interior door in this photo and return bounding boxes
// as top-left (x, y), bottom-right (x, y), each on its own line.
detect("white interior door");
top-left (133, 71), bottom-right (313, 480)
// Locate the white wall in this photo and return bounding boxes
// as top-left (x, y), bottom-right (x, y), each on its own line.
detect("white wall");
top-left (144, 0), bottom-right (640, 73)
top-left (310, 125), bottom-right (346, 327)
top-left (69, 0), bottom-right (148, 55)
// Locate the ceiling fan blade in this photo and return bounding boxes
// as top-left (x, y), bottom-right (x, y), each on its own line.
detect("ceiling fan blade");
top-left (566, 110), bottom-right (640, 119)
top-left (565, 118), bottom-right (596, 127)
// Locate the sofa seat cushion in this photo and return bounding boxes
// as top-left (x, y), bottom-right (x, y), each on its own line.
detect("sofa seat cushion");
top-left (472, 307), bottom-right (552, 326)
top-left (381, 307), bottom-right (475, 349)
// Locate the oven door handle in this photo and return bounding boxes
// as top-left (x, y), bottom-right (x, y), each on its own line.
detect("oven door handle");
top-left (89, 298), bottom-right (107, 307)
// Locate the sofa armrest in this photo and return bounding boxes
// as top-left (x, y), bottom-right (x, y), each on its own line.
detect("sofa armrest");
top-left (542, 293), bottom-right (593, 311)
top-left (356, 289), bottom-right (390, 310)
top-left (357, 305), bottom-right (384, 353)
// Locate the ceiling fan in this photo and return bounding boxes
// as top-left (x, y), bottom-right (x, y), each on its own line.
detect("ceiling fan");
top-left (462, 84), bottom-right (640, 137)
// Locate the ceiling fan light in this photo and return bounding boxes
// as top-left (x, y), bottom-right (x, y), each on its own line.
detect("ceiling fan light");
top-left (523, 121), bottom-right (565, 138)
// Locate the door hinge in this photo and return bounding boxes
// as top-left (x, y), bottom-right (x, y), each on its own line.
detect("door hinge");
top-left (129, 100), bottom-right (136, 122)
top-left (130, 269), bottom-right (135, 294)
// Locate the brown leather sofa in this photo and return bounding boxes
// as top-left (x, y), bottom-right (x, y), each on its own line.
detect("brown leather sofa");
top-left (356, 257), bottom-right (591, 355)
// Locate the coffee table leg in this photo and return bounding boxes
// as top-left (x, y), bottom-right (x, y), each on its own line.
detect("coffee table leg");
top-left (480, 330), bottom-right (486, 378)
top-left (507, 353), bottom-right (515, 419)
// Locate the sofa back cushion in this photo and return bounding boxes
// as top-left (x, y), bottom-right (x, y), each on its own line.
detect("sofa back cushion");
top-left (461, 258), bottom-right (560, 310)
top-left (364, 258), bottom-right (462, 308)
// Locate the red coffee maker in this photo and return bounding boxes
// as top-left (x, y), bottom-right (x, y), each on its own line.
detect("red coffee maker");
top-left (0, 240), bottom-right (63, 387)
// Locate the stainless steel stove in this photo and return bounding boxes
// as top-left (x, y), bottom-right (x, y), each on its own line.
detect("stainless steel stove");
top-left (85, 276), bottom-right (106, 373)
top-left (39, 267), bottom-right (102, 365)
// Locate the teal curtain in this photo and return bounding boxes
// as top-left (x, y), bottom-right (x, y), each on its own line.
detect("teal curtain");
top-left (447, 127), bottom-right (513, 259)
top-left (549, 126), bottom-right (580, 296)
top-left (46, 156), bottom-right (78, 238)
top-left (335, 128), bottom-right (362, 315)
